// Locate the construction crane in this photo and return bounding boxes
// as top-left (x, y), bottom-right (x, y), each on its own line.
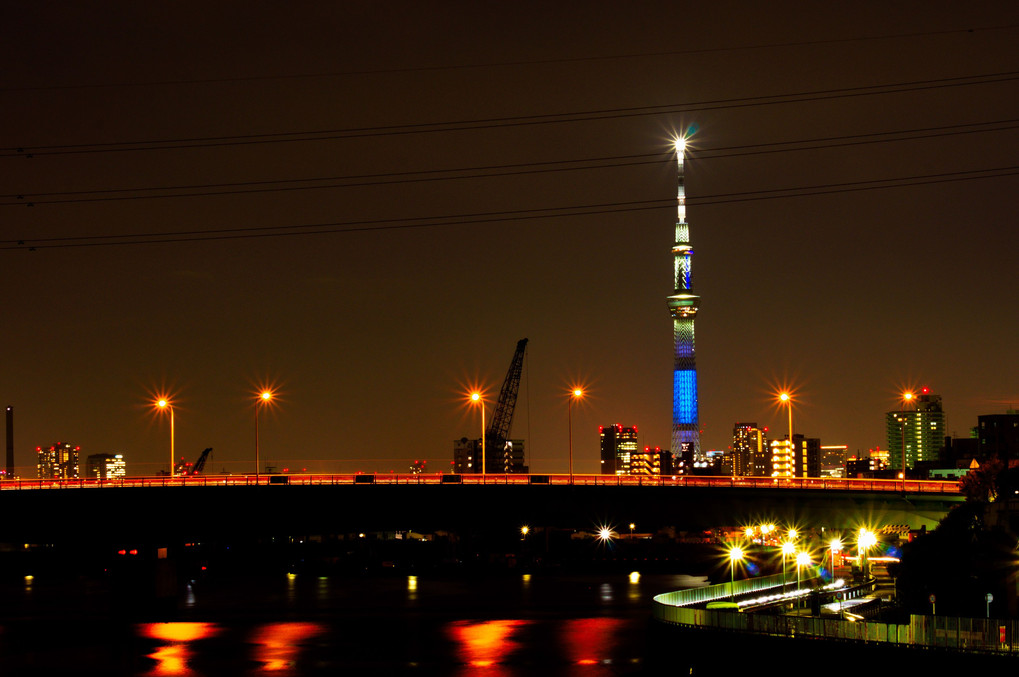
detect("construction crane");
top-left (176, 448), bottom-right (213, 476)
top-left (485, 338), bottom-right (528, 472)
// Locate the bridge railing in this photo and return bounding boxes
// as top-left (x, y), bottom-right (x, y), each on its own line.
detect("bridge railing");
top-left (0, 473), bottom-right (961, 493)
top-left (653, 579), bottom-right (1017, 655)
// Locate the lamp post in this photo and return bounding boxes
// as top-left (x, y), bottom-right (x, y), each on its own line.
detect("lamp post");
top-left (858, 528), bottom-right (877, 579)
top-left (900, 391), bottom-right (914, 492)
top-left (156, 398), bottom-right (174, 477)
top-left (796, 551), bottom-right (811, 592)
top-left (568, 388), bottom-right (583, 483)
top-left (829, 537), bottom-right (843, 580)
top-left (470, 392), bottom-right (486, 475)
top-left (629, 523), bottom-right (636, 540)
top-left (778, 392), bottom-right (793, 443)
top-left (781, 541), bottom-right (795, 592)
top-left (728, 546), bottom-right (745, 601)
top-left (255, 389), bottom-right (274, 481)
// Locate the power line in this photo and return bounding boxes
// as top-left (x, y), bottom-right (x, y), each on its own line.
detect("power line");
top-left (5, 70), bottom-right (1018, 158)
top-left (0, 199), bottom-right (674, 250)
top-left (5, 164), bottom-right (1018, 251)
top-left (0, 153), bottom-right (666, 206)
top-left (6, 118), bottom-right (1019, 207)
top-left (4, 24), bottom-right (1015, 93)
top-left (687, 165), bottom-right (1019, 206)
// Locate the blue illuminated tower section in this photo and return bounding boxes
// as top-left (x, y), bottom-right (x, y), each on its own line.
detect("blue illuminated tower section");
top-left (666, 138), bottom-right (701, 459)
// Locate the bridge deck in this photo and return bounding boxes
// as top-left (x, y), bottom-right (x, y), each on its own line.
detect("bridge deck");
top-left (3, 473), bottom-right (960, 494)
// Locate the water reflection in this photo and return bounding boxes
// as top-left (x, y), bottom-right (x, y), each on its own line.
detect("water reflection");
top-left (447, 619), bottom-right (529, 672)
top-left (561, 617), bottom-right (623, 668)
top-left (250, 622), bottom-right (324, 673)
top-left (140, 622), bottom-right (219, 676)
top-left (407, 575), bottom-right (418, 602)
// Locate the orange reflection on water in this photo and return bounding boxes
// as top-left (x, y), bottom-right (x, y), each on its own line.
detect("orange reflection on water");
top-left (560, 617), bottom-right (622, 667)
top-left (447, 619), bottom-right (528, 669)
top-left (250, 622), bottom-right (324, 672)
top-left (140, 622), bottom-right (220, 676)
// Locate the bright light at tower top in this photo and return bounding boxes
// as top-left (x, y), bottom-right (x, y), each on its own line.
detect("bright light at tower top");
top-left (674, 136), bottom-right (687, 155)
top-left (779, 392), bottom-right (790, 402)
top-left (470, 392), bottom-right (481, 402)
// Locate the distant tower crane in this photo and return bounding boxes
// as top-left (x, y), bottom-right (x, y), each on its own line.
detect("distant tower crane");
top-left (485, 338), bottom-right (528, 473)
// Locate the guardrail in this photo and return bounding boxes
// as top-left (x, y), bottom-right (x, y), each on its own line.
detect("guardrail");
top-left (653, 580), bottom-right (1016, 655)
top-left (0, 473), bottom-right (961, 493)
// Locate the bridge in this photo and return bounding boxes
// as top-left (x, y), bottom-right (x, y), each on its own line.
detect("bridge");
top-left (0, 474), bottom-right (962, 545)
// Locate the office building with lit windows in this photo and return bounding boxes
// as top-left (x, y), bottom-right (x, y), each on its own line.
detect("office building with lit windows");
top-left (452, 437), bottom-right (526, 473)
top-left (886, 388), bottom-right (945, 471)
top-left (732, 423), bottom-right (769, 477)
top-left (37, 442), bottom-right (80, 479)
top-left (599, 425), bottom-right (639, 475)
top-left (770, 438), bottom-right (794, 478)
top-left (86, 453), bottom-right (126, 480)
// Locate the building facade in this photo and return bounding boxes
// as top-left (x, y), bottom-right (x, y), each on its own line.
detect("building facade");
top-left (86, 453), bottom-right (126, 480)
top-left (886, 389), bottom-right (945, 471)
top-left (452, 437), bottom-right (527, 474)
top-left (37, 442), bottom-right (79, 479)
top-left (732, 422), bottom-right (768, 476)
top-left (599, 425), bottom-right (639, 475)
top-left (978, 412), bottom-right (1019, 462)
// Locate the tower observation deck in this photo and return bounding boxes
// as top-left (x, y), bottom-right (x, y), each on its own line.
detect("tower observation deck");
top-left (666, 137), bottom-right (701, 459)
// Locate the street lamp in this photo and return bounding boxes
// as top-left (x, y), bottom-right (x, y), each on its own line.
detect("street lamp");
top-left (900, 391), bottom-right (915, 492)
top-left (796, 551), bottom-right (811, 591)
top-left (828, 537), bottom-right (843, 580)
top-left (781, 541), bottom-right (796, 591)
top-left (778, 392), bottom-right (793, 443)
top-left (255, 389), bottom-right (274, 481)
top-left (470, 392), bottom-right (486, 475)
top-left (858, 528), bottom-right (877, 579)
top-left (568, 388), bottom-right (583, 483)
top-left (728, 546), bottom-right (745, 601)
top-left (629, 523), bottom-right (636, 540)
top-left (155, 398), bottom-right (174, 476)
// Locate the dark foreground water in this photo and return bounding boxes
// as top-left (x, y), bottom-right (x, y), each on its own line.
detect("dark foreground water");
top-left (0, 570), bottom-right (712, 676)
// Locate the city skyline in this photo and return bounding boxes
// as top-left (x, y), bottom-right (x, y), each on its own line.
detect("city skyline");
top-left (2, 3), bottom-right (1018, 476)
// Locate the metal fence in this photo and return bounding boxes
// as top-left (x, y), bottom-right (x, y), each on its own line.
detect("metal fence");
top-left (653, 581), bottom-right (1017, 655)
top-left (0, 473), bottom-right (961, 493)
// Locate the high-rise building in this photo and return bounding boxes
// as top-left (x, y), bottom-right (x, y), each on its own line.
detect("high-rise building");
top-left (37, 442), bottom-right (80, 479)
top-left (86, 453), bottom-right (126, 480)
top-left (886, 388), bottom-right (945, 471)
top-left (630, 446), bottom-right (661, 476)
top-left (978, 411), bottom-right (1019, 462)
top-left (599, 425), bottom-right (639, 475)
top-left (792, 435), bottom-right (821, 478)
top-left (732, 423), bottom-right (768, 477)
top-left (821, 445), bottom-right (848, 477)
top-left (451, 437), bottom-right (526, 474)
top-left (770, 439), bottom-right (794, 478)
top-left (666, 137), bottom-right (701, 460)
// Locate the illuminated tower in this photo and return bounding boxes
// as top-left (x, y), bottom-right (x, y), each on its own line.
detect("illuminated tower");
top-left (666, 137), bottom-right (701, 459)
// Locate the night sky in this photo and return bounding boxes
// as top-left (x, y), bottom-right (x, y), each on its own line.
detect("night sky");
top-left (3, 3), bottom-right (1018, 477)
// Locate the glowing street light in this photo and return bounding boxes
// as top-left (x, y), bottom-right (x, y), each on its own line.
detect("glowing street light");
top-left (900, 391), bottom-right (915, 492)
top-left (598, 527), bottom-right (613, 542)
top-left (520, 525), bottom-right (529, 537)
top-left (728, 546), bottom-right (745, 601)
top-left (469, 392), bottom-right (486, 475)
top-left (778, 391), bottom-right (794, 446)
top-left (781, 541), bottom-right (796, 590)
top-left (858, 528), bottom-right (878, 578)
top-left (568, 388), bottom-right (583, 483)
top-left (828, 537), bottom-right (843, 579)
top-left (796, 551), bottom-right (811, 591)
top-left (629, 523), bottom-right (636, 540)
top-left (255, 389), bottom-right (275, 480)
top-left (155, 398), bottom-right (174, 476)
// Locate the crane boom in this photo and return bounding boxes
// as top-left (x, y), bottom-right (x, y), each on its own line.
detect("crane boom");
top-left (485, 338), bottom-right (528, 471)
